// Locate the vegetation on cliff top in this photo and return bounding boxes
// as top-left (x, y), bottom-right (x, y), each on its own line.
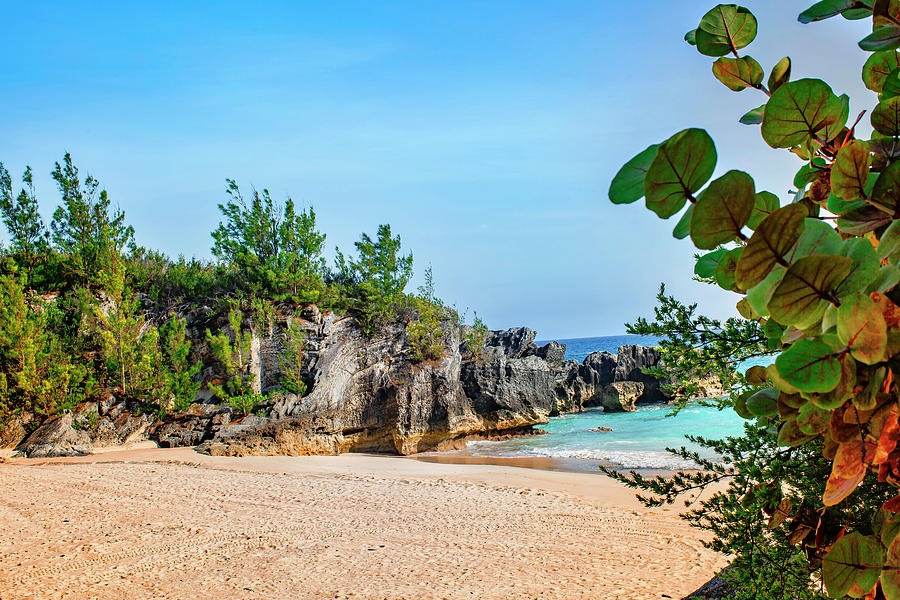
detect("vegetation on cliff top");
top-left (0, 154), bottom-right (456, 426)
top-left (604, 3), bottom-right (900, 599)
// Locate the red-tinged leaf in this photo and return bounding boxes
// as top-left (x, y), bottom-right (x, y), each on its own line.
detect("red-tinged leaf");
top-left (824, 468), bottom-right (866, 506)
top-left (872, 291), bottom-right (900, 329)
top-left (886, 495), bottom-right (900, 512)
top-left (875, 411), bottom-right (900, 465)
top-left (822, 532), bottom-right (882, 599)
top-left (834, 439), bottom-right (868, 478)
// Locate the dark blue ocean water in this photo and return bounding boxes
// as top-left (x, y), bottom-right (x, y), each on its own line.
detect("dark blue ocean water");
top-left (453, 334), bottom-right (751, 470)
top-left (535, 334), bottom-right (661, 363)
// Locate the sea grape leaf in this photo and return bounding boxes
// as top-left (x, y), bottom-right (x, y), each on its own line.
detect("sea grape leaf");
top-left (869, 264), bottom-right (900, 293)
top-left (863, 50), bottom-right (900, 91)
top-left (740, 104), bottom-right (765, 125)
top-left (799, 0), bottom-right (857, 23)
top-left (761, 79), bottom-right (847, 148)
top-left (860, 26), bottom-right (900, 51)
top-left (797, 402), bottom-right (830, 434)
top-left (767, 361), bottom-right (800, 393)
top-left (745, 365), bottom-right (767, 384)
top-left (883, 534), bottom-right (900, 600)
top-left (831, 140), bottom-right (871, 202)
top-left (811, 353), bottom-right (857, 409)
top-left (837, 294), bottom-right (888, 364)
top-left (874, 410), bottom-right (900, 465)
top-left (609, 143), bottom-right (659, 204)
top-left (768, 57), bottom-right (791, 92)
top-left (837, 205), bottom-right (893, 235)
top-left (695, 5), bottom-right (758, 57)
top-left (733, 390), bottom-right (754, 419)
top-left (747, 267), bottom-right (785, 318)
top-left (774, 337), bottom-right (842, 393)
top-left (690, 170), bottom-right (755, 249)
top-left (695, 248), bottom-right (728, 278)
top-left (736, 297), bottom-right (755, 318)
top-left (712, 56), bottom-right (764, 91)
top-left (871, 135), bottom-right (900, 158)
top-left (778, 420), bottom-right (816, 446)
top-left (872, 96), bottom-right (900, 135)
top-left (747, 191), bottom-right (780, 230)
top-left (735, 204), bottom-right (806, 289)
top-left (715, 247), bottom-right (743, 291)
top-left (872, 159), bottom-right (900, 214)
top-left (885, 67), bottom-right (900, 98)
top-left (746, 388), bottom-right (778, 417)
top-left (644, 129), bottom-right (717, 219)
top-left (767, 255), bottom-right (853, 328)
top-left (836, 237), bottom-right (881, 298)
top-left (789, 218), bottom-right (844, 261)
top-left (685, 29), bottom-right (697, 45)
top-left (822, 532), bottom-right (883, 598)
top-left (824, 468), bottom-right (867, 506)
top-left (672, 205), bottom-right (694, 239)
top-left (879, 220), bottom-right (900, 263)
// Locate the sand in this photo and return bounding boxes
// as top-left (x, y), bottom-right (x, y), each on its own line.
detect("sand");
top-left (0, 447), bottom-right (725, 600)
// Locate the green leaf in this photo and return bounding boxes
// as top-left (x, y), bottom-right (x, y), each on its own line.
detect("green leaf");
top-left (644, 128), bottom-right (717, 219)
top-left (837, 205), bottom-right (893, 235)
top-left (712, 56), bottom-right (764, 91)
top-left (871, 159), bottom-right (900, 213)
top-left (684, 29), bottom-right (697, 45)
top-left (822, 532), bottom-right (882, 598)
top-left (740, 104), bottom-right (766, 125)
top-left (860, 26), bottom-right (900, 51)
top-left (748, 268), bottom-right (785, 319)
top-left (798, 0), bottom-right (856, 23)
top-left (609, 144), bottom-right (659, 204)
top-left (879, 219), bottom-right (900, 263)
top-left (768, 57), bottom-right (791, 93)
top-left (767, 255), bottom-right (853, 328)
top-left (735, 204), bottom-right (806, 290)
top-left (863, 51), bottom-right (900, 92)
top-left (695, 248), bottom-right (728, 278)
top-left (831, 140), bottom-right (871, 202)
top-left (872, 95), bottom-right (900, 135)
top-left (715, 247), bottom-right (743, 291)
top-left (761, 79), bottom-right (848, 148)
top-left (778, 420), bottom-right (816, 446)
top-left (746, 387), bottom-right (778, 416)
top-left (837, 294), bottom-right (888, 364)
top-left (789, 218), bottom-right (844, 261)
top-left (696, 5), bottom-right (758, 57)
top-left (747, 191), bottom-right (780, 230)
top-left (775, 338), bottom-right (841, 393)
top-left (867, 264), bottom-right (900, 293)
top-left (672, 205), bottom-right (693, 239)
top-left (883, 533), bottom-right (900, 600)
top-left (836, 237), bottom-right (881, 297)
top-left (885, 67), bottom-right (900, 97)
top-left (797, 402), bottom-right (830, 434)
top-left (689, 170), bottom-right (755, 249)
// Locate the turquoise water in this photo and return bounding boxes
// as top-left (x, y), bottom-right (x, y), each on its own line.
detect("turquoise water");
top-left (457, 334), bottom-right (773, 470)
top-left (466, 404), bottom-right (746, 470)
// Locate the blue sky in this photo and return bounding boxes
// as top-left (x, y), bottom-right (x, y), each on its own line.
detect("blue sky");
top-left (0, 1), bottom-right (880, 338)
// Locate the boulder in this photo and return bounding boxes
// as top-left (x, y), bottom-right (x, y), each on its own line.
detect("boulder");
top-left (20, 412), bottom-right (93, 458)
top-left (599, 381), bottom-right (645, 412)
top-left (0, 413), bottom-right (33, 449)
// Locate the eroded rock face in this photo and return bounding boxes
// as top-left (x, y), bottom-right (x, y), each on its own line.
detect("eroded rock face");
top-left (11, 299), bottom-right (713, 456)
top-left (599, 381), bottom-right (645, 413)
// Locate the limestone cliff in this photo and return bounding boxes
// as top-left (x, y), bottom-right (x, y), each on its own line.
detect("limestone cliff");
top-left (9, 304), bottom-right (722, 458)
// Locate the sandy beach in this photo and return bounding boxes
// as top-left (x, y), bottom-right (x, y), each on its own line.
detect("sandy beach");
top-left (0, 447), bottom-right (724, 600)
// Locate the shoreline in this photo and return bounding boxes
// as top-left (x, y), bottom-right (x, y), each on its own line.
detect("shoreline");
top-left (1, 446), bottom-right (725, 599)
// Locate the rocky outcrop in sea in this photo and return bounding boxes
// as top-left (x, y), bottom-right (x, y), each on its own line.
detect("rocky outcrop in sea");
top-left (3, 305), bottom-right (722, 458)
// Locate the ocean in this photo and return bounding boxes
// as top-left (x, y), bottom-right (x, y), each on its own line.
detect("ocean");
top-left (444, 334), bottom-right (764, 471)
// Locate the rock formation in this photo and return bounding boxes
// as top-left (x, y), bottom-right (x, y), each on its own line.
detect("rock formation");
top-left (6, 304), bottom-right (723, 458)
